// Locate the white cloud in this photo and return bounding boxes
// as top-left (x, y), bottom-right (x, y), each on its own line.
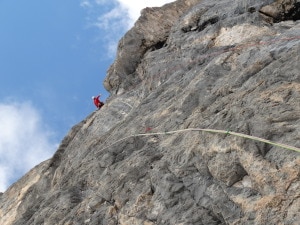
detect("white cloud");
top-left (0, 101), bottom-right (57, 192)
top-left (80, 0), bottom-right (91, 8)
top-left (116, 0), bottom-right (174, 27)
top-left (80, 0), bottom-right (174, 58)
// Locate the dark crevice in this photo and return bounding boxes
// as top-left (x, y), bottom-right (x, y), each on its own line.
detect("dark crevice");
top-left (248, 7), bottom-right (256, 13)
top-left (260, 2), bottom-right (300, 23)
top-left (281, 2), bottom-right (300, 21)
top-left (198, 16), bottom-right (220, 32)
top-left (181, 16), bottom-right (219, 33)
top-left (149, 40), bottom-right (167, 51)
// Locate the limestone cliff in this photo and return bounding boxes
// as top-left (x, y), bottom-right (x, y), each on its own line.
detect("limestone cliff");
top-left (1, 0), bottom-right (300, 224)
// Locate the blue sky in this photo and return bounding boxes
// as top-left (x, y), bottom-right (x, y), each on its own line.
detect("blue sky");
top-left (0, 0), bottom-right (174, 192)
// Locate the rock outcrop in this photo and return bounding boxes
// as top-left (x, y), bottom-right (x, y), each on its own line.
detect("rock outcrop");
top-left (1, 0), bottom-right (300, 224)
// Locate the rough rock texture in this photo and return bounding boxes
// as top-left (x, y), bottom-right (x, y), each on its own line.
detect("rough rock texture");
top-left (1, 0), bottom-right (300, 224)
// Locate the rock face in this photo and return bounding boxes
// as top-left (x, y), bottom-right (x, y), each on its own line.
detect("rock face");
top-left (1, 0), bottom-right (300, 224)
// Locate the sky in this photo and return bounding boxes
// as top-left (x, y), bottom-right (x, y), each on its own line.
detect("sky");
top-left (0, 0), bottom-right (174, 192)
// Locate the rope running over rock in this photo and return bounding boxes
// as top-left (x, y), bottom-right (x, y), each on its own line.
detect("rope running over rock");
top-left (99, 128), bottom-right (300, 153)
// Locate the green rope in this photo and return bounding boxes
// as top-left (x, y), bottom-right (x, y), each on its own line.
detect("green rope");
top-left (99, 128), bottom-right (300, 153)
top-left (134, 128), bottom-right (300, 153)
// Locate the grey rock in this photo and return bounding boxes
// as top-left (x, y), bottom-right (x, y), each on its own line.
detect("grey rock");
top-left (1, 0), bottom-right (300, 224)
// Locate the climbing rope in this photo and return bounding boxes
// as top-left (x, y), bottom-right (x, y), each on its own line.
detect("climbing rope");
top-left (100, 128), bottom-right (300, 153)
top-left (101, 36), bottom-right (300, 153)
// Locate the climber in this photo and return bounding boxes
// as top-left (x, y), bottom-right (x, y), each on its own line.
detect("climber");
top-left (92, 94), bottom-right (104, 110)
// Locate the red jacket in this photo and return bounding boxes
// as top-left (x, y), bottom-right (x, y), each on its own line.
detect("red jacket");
top-left (93, 95), bottom-right (104, 109)
top-left (93, 95), bottom-right (101, 107)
